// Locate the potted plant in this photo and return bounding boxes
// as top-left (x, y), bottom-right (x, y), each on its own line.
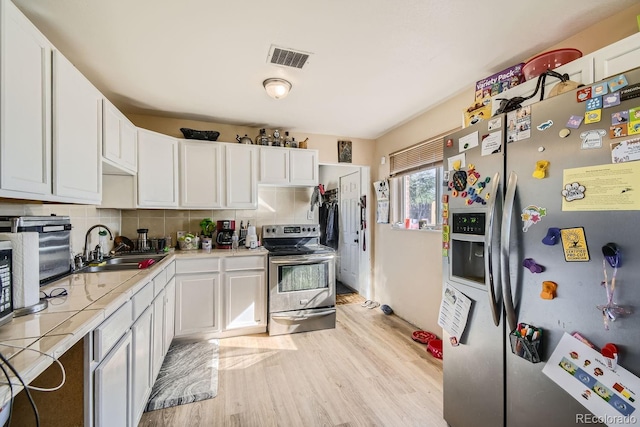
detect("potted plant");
top-left (199, 218), bottom-right (215, 238)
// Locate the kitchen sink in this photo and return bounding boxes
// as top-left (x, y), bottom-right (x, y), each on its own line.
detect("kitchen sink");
top-left (81, 253), bottom-right (168, 273)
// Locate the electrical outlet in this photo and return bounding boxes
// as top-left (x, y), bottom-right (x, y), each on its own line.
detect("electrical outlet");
top-left (307, 210), bottom-right (314, 220)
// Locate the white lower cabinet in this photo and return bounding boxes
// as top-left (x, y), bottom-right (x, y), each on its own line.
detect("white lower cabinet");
top-left (87, 262), bottom-right (176, 427)
top-left (164, 277), bottom-right (176, 350)
top-left (223, 270), bottom-right (265, 330)
top-left (152, 289), bottom-right (166, 379)
top-left (94, 330), bottom-right (133, 427)
top-left (175, 272), bottom-right (221, 336)
top-left (175, 255), bottom-right (266, 338)
top-left (131, 306), bottom-right (153, 423)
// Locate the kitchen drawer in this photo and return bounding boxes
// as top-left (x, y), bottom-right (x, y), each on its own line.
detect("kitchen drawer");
top-left (176, 258), bottom-right (220, 274)
top-left (132, 280), bottom-right (154, 320)
top-left (165, 260), bottom-right (176, 279)
top-left (153, 268), bottom-right (167, 296)
top-left (225, 256), bottom-right (265, 271)
top-left (93, 299), bottom-right (133, 362)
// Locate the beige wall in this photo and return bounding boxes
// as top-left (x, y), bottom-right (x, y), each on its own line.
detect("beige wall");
top-left (373, 5), bottom-right (640, 334)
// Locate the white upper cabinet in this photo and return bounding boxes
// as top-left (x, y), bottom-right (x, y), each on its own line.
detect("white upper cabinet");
top-left (259, 146), bottom-right (319, 186)
top-left (593, 32), bottom-right (640, 81)
top-left (137, 129), bottom-right (178, 208)
top-left (259, 146), bottom-right (290, 184)
top-left (225, 144), bottom-right (258, 209)
top-left (0, 0), bottom-right (52, 197)
top-left (52, 50), bottom-right (102, 204)
top-left (103, 99), bottom-right (137, 175)
top-left (179, 140), bottom-right (223, 208)
top-left (289, 149), bottom-right (319, 186)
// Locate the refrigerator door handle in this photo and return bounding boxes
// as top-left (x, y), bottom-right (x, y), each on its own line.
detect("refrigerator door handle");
top-left (485, 172), bottom-right (501, 327)
top-left (501, 171), bottom-right (518, 333)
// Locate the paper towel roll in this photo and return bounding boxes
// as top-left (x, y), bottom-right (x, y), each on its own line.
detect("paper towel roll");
top-left (0, 232), bottom-right (40, 309)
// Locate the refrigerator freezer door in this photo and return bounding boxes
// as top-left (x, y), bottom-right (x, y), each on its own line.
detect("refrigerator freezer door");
top-left (503, 66), bottom-right (640, 427)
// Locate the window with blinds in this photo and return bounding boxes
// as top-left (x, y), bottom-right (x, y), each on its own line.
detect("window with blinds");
top-left (387, 129), bottom-right (458, 229)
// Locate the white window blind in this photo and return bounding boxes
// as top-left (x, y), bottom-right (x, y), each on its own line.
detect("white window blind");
top-left (389, 129), bottom-right (458, 176)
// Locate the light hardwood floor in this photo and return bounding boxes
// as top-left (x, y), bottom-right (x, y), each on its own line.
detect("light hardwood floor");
top-left (139, 302), bottom-right (445, 427)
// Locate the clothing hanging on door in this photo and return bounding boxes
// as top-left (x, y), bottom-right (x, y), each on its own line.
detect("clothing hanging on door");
top-left (319, 189), bottom-right (339, 249)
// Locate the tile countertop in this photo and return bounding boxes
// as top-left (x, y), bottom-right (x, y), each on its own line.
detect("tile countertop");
top-left (0, 247), bottom-right (267, 407)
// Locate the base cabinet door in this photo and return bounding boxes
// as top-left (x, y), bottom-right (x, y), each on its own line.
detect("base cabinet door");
top-left (152, 289), bottom-right (166, 380)
top-left (94, 331), bottom-right (133, 427)
top-left (131, 307), bottom-right (153, 423)
top-left (164, 277), bottom-right (176, 350)
top-left (224, 270), bottom-right (265, 330)
top-left (175, 273), bottom-right (220, 336)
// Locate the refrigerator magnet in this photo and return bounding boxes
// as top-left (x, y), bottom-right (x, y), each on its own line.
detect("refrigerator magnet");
top-left (585, 96), bottom-right (602, 111)
top-left (536, 120), bottom-right (554, 131)
top-left (579, 129), bottom-right (606, 150)
top-left (620, 82), bottom-right (640, 101)
top-left (611, 110), bottom-right (629, 125)
top-left (607, 74), bottom-right (629, 92)
top-left (602, 91), bottom-right (621, 108)
top-left (521, 205), bottom-right (547, 232)
top-left (629, 121), bottom-right (640, 136)
top-left (584, 109), bottom-right (602, 124)
top-left (566, 115), bottom-right (583, 129)
top-left (592, 82), bottom-right (608, 97)
top-left (609, 125), bottom-right (627, 139)
top-left (561, 182), bottom-right (586, 202)
top-left (560, 227), bottom-right (590, 262)
top-left (577, 87), bottom-right (592, 102)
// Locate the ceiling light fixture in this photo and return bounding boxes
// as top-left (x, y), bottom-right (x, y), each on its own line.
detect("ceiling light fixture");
top-left (263, 78), bottom-right (292, 100)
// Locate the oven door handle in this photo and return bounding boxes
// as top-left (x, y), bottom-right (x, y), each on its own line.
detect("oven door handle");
top-left (270, 254), bottom-right (335, 265)
top-left (271, 309), bottom-right (336, 321)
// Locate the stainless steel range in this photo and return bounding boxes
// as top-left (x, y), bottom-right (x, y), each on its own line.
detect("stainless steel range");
top-left (262, 224), bottom-right (336, 336)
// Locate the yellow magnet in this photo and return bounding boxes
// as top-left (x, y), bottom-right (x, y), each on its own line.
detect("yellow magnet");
top-left (451, 190), bottom-right (459, 197)
top-left (453, 160), bottom-right (461, 171)
top-left (485, 192), bottom-right (491, 200)
top-left (467, 163), bottom-right (475, 171)
top-left (533, 160), bottom-right (550, 179)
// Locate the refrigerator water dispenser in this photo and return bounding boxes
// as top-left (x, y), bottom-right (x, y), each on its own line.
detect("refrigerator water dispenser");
top-left (449, 212), bottom-right (487, 287)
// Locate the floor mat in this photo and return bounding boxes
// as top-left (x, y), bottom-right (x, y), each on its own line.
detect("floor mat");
top-left (336, 280), bottom-right (355, 295)
top-left (145, 339), bottom-right (219, 412)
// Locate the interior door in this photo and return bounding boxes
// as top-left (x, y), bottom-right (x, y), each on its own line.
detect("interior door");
top-left (338, 171), bottom-right (360, 291)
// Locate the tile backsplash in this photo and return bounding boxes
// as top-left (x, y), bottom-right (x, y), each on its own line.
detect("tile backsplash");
top-left (0, 202), bottom-right (120, 255)
top-left (121, 187), bottom-right (317, 243)
top-left (0, 187), bottom-right (316, 254)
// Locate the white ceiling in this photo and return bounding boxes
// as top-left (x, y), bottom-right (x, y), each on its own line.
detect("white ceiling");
top-left (12, 0), bottom-right (639, 139)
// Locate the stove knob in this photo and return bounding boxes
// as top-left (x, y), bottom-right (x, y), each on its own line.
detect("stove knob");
top-left (312, 227), bottom-right (316, 232)
top-left (302, 227), bottom-right (307, 232)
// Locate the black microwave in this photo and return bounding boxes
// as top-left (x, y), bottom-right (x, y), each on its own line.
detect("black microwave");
top-left (0, 241), bottom-right (13, 327)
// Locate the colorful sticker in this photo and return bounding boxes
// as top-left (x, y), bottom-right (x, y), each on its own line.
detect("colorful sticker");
top-left (584, 110), bottom-right (602, 124)
top-left (585, 96), bottom-right (602, 111)
top-left (537, 120), bottom-right (554, 131)
top-left (580, 130), bottom-right (606, 149)
top-left (630, 107), bottom-right (640, 123)
top-left (609, 125), bottom-right (628, 139)
top-left (577, 87), bottom-right (592, 102)
top-left (602, 92), bottom-right (621, 109)
top-left (566, 115), bottom-right (583, 129)
top-left (560, 227), bottom-right (590, 262)
top-left (592, 82), bottom-right (608, 97)
top-left (628, 121), bottom-right (640, 136)
top-left (608, 74), bottom-right (629, 92)
top-left (521, 205), bottom-right (547, 232)
top-left (611, 110), bottom-right (629, 125)
top-left (562, 182), bottom-right (586, 202)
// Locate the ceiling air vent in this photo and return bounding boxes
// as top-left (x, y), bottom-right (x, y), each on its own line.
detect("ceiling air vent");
top-left (267, 45), bottom-right (312, 69)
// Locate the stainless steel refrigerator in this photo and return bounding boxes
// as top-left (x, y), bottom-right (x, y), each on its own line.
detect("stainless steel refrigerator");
top-left (442, 66), bottom-right (640, 427)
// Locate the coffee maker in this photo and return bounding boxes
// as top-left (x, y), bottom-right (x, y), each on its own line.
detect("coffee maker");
top-left (215, 220), bottom-right (235, 249)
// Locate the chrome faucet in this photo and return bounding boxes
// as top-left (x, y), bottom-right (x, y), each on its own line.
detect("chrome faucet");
top-left (84, 224), bottom-right (113, 262)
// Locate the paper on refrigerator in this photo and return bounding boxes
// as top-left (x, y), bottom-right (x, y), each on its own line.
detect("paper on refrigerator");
top-left (543, 332), bottom-right (640, 426)
top-left (438, 282), bottom-right (472, 343)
